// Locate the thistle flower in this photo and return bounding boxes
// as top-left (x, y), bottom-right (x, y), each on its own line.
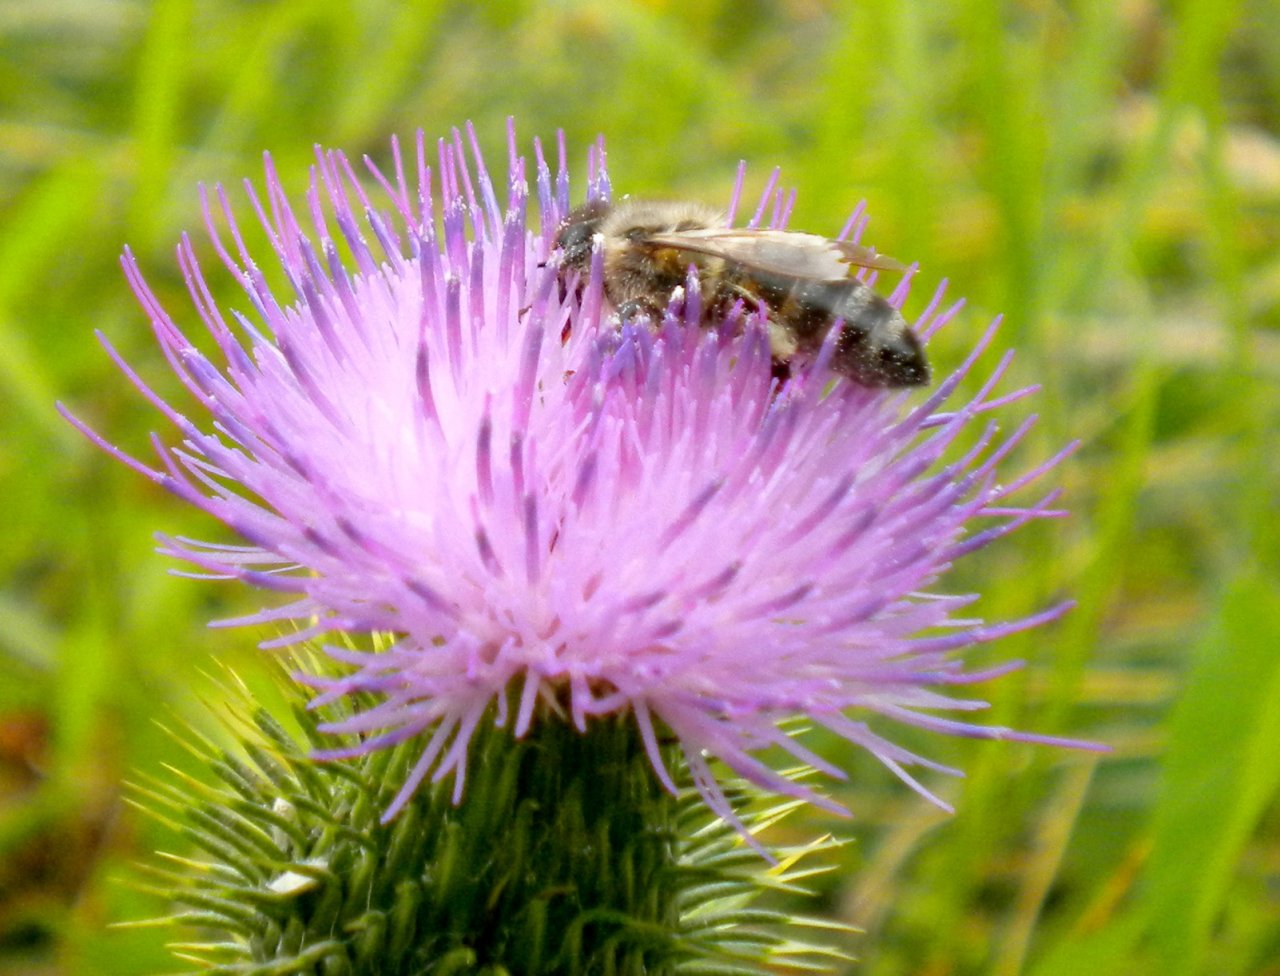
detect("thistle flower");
top-left (63, 121), bottom-right (1100, 834)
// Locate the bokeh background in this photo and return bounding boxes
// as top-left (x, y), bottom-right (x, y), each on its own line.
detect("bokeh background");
top-left (3, 1), bottom-right (1279, 973)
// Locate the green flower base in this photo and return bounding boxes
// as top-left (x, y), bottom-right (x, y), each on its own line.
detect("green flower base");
top-left (132, 662), bottom-right (849, 975)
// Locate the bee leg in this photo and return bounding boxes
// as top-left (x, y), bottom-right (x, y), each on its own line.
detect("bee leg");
top-left (615, 298), bottom-right (665, 326)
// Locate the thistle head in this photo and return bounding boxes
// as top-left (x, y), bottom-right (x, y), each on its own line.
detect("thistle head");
top-left (63, 122), bottom-right (1102, 837)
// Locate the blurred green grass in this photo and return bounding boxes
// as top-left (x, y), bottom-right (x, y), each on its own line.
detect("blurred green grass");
top-left (2, 1), bottom-right (1278, 973)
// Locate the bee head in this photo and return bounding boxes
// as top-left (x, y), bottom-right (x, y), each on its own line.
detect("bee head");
top-left (554, 199), bottom-right (611, 274)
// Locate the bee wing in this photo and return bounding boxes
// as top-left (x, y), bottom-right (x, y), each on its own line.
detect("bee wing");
top-left (644, 228), bottom-right (907, 281)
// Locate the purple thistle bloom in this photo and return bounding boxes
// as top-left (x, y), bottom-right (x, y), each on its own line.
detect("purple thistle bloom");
top-left (63, 122), bottom-right (1103, 832)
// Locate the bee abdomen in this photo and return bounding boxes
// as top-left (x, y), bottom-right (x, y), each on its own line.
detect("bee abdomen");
top-left (777, 279), bottom-right (848, 344)
top-left (830, 291), bottom-right (929, 387)
top-left (772, 277), bottom-right (928, 387)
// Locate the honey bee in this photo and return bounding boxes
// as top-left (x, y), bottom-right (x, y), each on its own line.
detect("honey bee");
top-left (553, 198), bottom-right (929, 387)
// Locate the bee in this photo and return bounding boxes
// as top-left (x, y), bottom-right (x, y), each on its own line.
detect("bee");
top-left (553, 198), bottom-right (929, 387)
